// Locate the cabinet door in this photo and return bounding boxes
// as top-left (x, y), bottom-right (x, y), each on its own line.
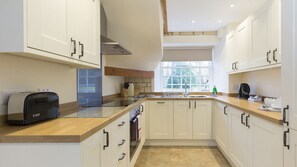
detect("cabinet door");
top-left (229, 108), bottom-right (249, 167)
top-left (27, 0), bottom-right (71, 57)
top-left (192, 100), bottom-right (212, 139)
top-left (282, 0), bottom-right (297, 131)
top-left (271, 0), bottom-right (281, 64)
top-left (214, 102), bottom-right (229, 154)
top-left (75, 0), bottom-right (100, 65)
top-left (250, 8), bottom-right (270, 68)
top-left (235, 18), bottom-right (251, 70)
top-left (140, 102), bottom-right (146, 142)
top-left (226, 31), bottom-right (236, 72)
top-left (101, 123), bottom-right (115, 167)
top-left (173, 100), bottom-right (193, 139)
top-left (82, 130), bottom-right (102, 167)
top-left (284, 128), bottom-right (297, 167)
top-left (148, 101), bottom-right (174, 139)
top-left (249, 116), bottom-right (283, 167)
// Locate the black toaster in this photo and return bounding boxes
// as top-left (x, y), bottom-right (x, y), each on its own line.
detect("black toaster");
top-left (7, 92), bottom-right (60, 125)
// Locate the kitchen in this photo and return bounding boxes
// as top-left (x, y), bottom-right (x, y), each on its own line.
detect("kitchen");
top-left (0, 0), bottom-right (296, 167)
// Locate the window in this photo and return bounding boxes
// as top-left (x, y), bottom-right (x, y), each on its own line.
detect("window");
top-left (160, 61), bottom-right (212, 92)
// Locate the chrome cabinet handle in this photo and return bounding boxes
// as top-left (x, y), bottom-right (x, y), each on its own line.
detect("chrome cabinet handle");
top-left (223, 106), bottom-right (227, 115)
top-left (118, 139), bottom-right (126, 147)
top-left (79, 42), bottom-right (84, 59)
top-left (118, 153), bottom-right (126, 161)
top-left (71, 38), bottom-right (76, 57)
top-left (103, 130), bottom-right (109, 150)
top-left (194, 101), bottom-right (196, 109)
top-left (245, 114), bottom-right (250, 128)
top-left (232, 63), bottom-right (235, 70)
top-left (284, 129), bottom-right (290, 150)
top-left (140, 105), bottom-right (144, 113)
top-left (266, 50), bottom-right (271, 63)
top-left (273, 48), bottom-right (278, 62)
top-left (157, 102), bottom-right (165, 104)
top-left (189, 101), bottom-right (191, 109)
top-left (118, 121), bottom-right (126, 127)
top-left (241, 113), bottom-right (246, 125)
top-left (283, 105), bottom-right (289, 126)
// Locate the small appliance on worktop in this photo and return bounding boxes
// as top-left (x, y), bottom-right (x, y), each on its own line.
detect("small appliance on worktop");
top-left (7, 92), bottom-right (60, 125)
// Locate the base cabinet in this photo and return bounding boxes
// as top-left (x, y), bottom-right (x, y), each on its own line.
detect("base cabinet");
top-left (249, 116), bottom-right (283, 167)
top-left (173, 100), bottom-right (193, 139)
top-left (229, 108), bottom-right (250, 167)
top-left (148, 100), bottom-right (174, 139)
top-left (215, 102), bottom-right (283, 167)
top-left (101, 113), bottom-right (129, 167)
top-left (192, 100), bottom-right (212, 139)
top-left (214, 102), bottom-right (229, 154)
top-left (284, 128), bottom-right (297, 167)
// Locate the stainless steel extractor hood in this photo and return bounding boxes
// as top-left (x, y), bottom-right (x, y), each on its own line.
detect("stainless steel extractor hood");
top-left (101, 5), bottom-right (131, 55)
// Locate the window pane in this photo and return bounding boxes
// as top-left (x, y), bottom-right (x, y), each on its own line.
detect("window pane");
top-left (201, 77), bottom-right (210, 84)
top-left (172, 77), bottom-right (181, 84)
top-left (191, 68), bottom-right (200, 76)
top-left (191, 76), bottom-right (200, 85)
top-left (163, 77), bottom-right (172, 85)
top-left (163, 68), bottom-right (172, 76)
top-left (190, 85), bottom-right (201, 92)
top-left (182, 68), bottom-right (191, 76)
top-left (172, 68), bottom-right (181, 76)
top-left (200, 61), bottom-right (211, 66)
top-left (200, 68), bottom-right (210, 76)
top-left (182, 77), bottom-right (190, 84)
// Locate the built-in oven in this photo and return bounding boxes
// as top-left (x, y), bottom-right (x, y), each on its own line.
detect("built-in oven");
top-left (129, 106), bottom-right (141, 160)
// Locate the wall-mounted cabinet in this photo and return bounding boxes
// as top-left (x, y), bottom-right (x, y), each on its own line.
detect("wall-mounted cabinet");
top-left (226, 18), bottom-right (252, 73)
top-left (0, 0), bottom-right (100, 68)
top-left (225, 0), bottom-right (280, 74)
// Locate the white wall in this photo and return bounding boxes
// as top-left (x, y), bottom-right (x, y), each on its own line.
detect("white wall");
top-left (102, 55), bottom-right (124, 96)
top-left (212, 37), bottom-right (229, 93)
top-left (0, 54), bottom-right (77, 115)
top-left (241, 68), bottom-right (281, 97)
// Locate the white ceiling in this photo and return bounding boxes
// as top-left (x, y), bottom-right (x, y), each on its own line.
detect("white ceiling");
top-left (167, 0), bottom-right (267, 32)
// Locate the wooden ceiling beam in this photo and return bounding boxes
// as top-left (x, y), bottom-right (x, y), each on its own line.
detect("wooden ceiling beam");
top-left (160, 0), bottom-right (168, 35)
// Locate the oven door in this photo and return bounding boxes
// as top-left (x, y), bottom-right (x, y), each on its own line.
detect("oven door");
top-left (130, 114), bottom-right (141, 159)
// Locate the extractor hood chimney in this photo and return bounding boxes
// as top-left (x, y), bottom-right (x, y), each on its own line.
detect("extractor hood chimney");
top-left (100, 4), bottom-right (131, 55)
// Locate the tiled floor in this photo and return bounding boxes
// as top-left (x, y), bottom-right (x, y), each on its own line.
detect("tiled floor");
top-left (134, 146), bottom-right (231, 167)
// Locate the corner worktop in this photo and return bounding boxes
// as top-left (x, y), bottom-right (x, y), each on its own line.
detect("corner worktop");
top-left (0, 96), bottom-right (282, 143)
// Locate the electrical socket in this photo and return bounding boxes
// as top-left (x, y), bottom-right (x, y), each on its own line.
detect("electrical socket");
top-left (0, 89), bottom-right (26, 105)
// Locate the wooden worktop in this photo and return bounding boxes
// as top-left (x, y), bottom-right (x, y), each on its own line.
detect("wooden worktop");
top-left (147, 96), bottom-right (282, 125)
top-left (0, 98), bottom-right (146, 143)
top-left (0, 96), bottom-right (282, 143)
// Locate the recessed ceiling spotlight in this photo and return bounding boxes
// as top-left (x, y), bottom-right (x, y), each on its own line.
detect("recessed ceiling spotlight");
top-left (218, 20), bottom-right (222, 23)
top-left (192, 20), bottom-right (196, 23)
top-left (230, 4), bottom-right (235, 8)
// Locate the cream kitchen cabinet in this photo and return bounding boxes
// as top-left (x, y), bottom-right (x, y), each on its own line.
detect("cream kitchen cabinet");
top-left (214, 102), bottom-right (229, 155)
top-left (226, 31), bottom-right (236, 73)
top-left (101, 113), bottom-right (129, 167)
top-left (148, 100), bottom-right (174, 139)
top-left (226, 17), bottom-right (251, 73)
top-left (173, 100), bottom-right (193, 139)
top-left (284, 128), bottom-right (297, 167)
top-left (250, 0), bottom-right (280, 68)
top-left (0, 130), bottom-right (104, 167)
top-left (282, 0), bottom-right (297, 132)
top-left (192, 100), bottom-right (212, 139)
top-left (228, 106), bottom-right (283, 167)
top-left (249, 115), bottom-right (283, 167)
top-left (228, 108), bottom-right (250, 167)
top-left (0, 0), bottom-right (100, 68)
top-left (173, 100), bottom-right (212, 140)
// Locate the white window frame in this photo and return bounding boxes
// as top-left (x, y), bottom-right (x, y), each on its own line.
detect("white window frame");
top-left (160, 61), bottom-right (213, 92)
